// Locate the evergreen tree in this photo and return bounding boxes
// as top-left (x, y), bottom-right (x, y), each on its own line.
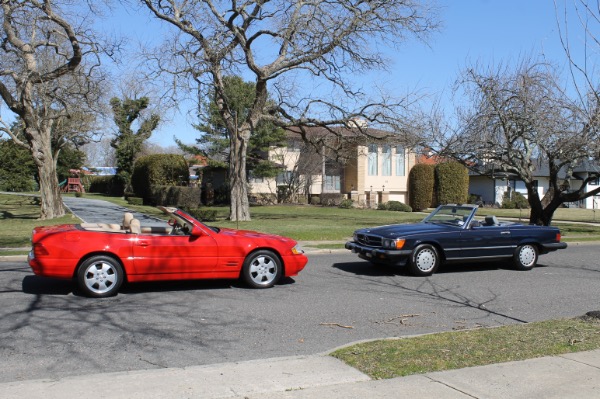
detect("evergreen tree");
top-left (110, 97), bottom-right (160, 192)
top-left (0, 137), bottom-right (37, 192)
top-left (189, 76), bottom-right (285, 180)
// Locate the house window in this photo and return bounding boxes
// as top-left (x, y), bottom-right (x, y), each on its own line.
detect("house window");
top-left (382, 145), bottom-right (392, 176)
top-left (590, 177), bottom-right (599, 186)
top-left (287, 140), bottom-right (302, 152)
top-left (276, 171), bottom-right (297, 185)
top-left (368, 144), bottom-right (378, 176)
top-left (324, 160), bottom-right (342, 192)
top-left (248, 171), bottom-right (265, 183)
top-left (324, 175), bottom-right (341, 191)
top-left (395, 146), bottom-right (405, 176)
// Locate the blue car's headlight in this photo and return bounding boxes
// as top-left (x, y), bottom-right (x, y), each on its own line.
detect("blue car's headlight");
top-left (382, 238), bottom-right (406, 249)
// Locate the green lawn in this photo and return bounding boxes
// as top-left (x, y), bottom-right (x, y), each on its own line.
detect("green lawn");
top-left (2, 192), bottom-right (600, 254)
top-left (332, 316), bottom-right (600, 379)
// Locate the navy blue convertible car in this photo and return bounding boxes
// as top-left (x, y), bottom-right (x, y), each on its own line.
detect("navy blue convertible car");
top-left (345, 204), bottom-right (567, 276)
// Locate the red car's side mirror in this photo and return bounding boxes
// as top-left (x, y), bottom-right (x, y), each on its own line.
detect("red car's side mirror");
top-left (190, 225), bottom-right (204, 237)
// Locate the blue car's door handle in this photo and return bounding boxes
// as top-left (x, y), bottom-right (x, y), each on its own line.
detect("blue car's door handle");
top-left (500, 231), bottom-right (511, 235)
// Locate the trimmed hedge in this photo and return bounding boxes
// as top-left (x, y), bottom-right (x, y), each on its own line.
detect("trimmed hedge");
top-left (409, 163), bottom-right (435, 211)
top-left (184, 208), bottom-right (218, 222)
top-left (149, 185), bottom-right (201, 208)
top-left (435, 162), bottom-right (469, 206)
top-left (87, 175), bottom-right (122, 196)
top-left (131, 154), bottom-right (190, 203)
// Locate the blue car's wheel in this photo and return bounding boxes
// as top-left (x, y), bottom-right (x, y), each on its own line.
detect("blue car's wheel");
top-left (409, 244), bottom-right (439, 276)
top-left (514, 244), bottom-right (538, 270)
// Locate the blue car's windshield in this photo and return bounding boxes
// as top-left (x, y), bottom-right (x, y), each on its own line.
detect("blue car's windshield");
top-left (423, 205), bottom-right (477, 227)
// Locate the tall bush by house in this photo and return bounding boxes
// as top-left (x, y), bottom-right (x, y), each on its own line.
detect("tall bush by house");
top-left (435, 162), bottom-right (469, 206)
top-left (131, 154), bottom-right (190, 204)
top-left (408, 163), bottom-right (435, 211)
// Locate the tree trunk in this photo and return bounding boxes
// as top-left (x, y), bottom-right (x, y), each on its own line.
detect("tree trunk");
top-left (37, 157), bottom-right (65, 220)
top-left (529, 185), bottom-right (561, 226)
top-left (28, 128), bottom-right (65, 220)
top-left (229, 127), bottom-right (251, 221)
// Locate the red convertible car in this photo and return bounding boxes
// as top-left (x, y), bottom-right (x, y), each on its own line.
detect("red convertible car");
top-left (28, 207), bottom-right (308, 297)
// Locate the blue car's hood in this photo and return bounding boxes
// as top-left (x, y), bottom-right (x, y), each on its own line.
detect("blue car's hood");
top-left (356, 222), bottom-right (453, 238)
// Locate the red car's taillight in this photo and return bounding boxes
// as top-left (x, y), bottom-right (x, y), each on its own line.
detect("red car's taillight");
top-left (33, 243), bottom-right (49, 256)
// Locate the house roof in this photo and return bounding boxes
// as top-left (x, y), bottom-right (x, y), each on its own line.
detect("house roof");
top-left (283, 125), bottom-right (407, 144)
top-left (469, 158), bottom-right (600, 179)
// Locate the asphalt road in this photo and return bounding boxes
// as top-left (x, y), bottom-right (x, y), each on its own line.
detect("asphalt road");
top-left (1, 245), bottom-right (599, 383)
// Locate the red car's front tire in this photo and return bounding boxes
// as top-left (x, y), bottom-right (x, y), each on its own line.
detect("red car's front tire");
top-left (242, 250), bottom-right (282, 288)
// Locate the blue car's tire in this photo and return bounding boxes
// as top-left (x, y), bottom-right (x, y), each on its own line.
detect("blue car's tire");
top-left (409, 244), bottom-right (439, 276)
top-left (514, 244), bottom-right (538, 271)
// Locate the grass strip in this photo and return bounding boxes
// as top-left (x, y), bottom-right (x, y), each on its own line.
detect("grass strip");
top-left (331, 316), bottom-right (600, 379)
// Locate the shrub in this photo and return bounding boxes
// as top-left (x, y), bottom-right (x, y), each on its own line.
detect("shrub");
top-left (435, 162), bottom-right (469, 206)
top-left (320, 193), bottom-right (343, 206)
top-left (87, 175), bottom-right (122, 196)
top-left (184, 208), bottom-right (218, 222)
top-left (386, 201), bottom-right (412, 212)
top-left (408, 163), bottom-right (435, 211)
top-left (502, 192), bottom-right (530, 209)
top-left (378, 201), bottom-right (412, 212)
top-left (150, 186), bottom-right (201, 208)
top-left (338, 198), bottom-right (354, 209)
top-left (131, 154), bottom-right (190, 203)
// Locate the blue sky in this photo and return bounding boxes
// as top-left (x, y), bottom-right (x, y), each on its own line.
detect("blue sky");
top-left (141, 0), bottom-right (585, 147)
top-left (0, 1), bottom-right (589, 149)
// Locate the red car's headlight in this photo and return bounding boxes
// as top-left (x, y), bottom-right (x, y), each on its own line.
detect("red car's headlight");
top-left (291, 245), bottom-right (304, 255)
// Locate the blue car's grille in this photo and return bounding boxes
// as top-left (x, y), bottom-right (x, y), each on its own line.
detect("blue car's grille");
top-left (356, 233), bottom-right (382, 247)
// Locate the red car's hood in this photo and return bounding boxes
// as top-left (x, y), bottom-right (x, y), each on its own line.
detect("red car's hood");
top-left (218, 227), bottom-right (296, 244)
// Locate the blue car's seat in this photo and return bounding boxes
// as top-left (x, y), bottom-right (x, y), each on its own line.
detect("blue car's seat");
top-left (484, 215), bottom-right (498, 226)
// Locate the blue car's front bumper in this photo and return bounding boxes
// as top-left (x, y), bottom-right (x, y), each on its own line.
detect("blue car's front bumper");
top-left (345, 241), bottom-right (412, 266)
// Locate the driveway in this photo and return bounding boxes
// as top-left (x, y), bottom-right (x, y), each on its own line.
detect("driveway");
top-left (62, 197), bottom-right (165, 227)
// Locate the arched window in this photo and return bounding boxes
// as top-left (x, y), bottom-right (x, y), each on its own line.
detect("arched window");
top-left (368, 144), bottom-right (378, 176)
top-left (382, 145), bottom-right (392, 176)
top-left (395, 146), bottom-right (405, 176)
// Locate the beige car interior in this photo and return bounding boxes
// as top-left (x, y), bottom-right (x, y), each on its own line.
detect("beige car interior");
top-left (80, 212), bottom-right (171, 235)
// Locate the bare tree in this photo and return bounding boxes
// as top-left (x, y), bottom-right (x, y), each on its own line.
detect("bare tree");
top-left (429, 61), bottom-right (600, 225)
top-left (140, 0), bottom-right (437, 221)
top-left (0, 0), bottom-right (109, 219)
top-left (83, 136), bottom-right (117, 167)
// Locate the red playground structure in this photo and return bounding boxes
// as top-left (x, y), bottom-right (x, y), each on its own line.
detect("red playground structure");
top-left (60, 169), bottom-right (85, 193)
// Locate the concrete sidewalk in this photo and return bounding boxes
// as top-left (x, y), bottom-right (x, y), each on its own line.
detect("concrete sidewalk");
top-left (1, 350), bottom-right (599, 398)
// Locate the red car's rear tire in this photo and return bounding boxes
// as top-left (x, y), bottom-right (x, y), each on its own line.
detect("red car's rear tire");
top-left (77, 255), bottom-right (124, 298)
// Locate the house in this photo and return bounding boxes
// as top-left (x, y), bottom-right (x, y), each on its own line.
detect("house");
top-left (469, 159), bottom-right (600, 209)
top-left (248, 125), bottom-right (416, 207)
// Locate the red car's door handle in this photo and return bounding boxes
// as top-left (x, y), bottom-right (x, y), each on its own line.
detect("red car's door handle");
top-left (137, 241), bottom-right (149, 247)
